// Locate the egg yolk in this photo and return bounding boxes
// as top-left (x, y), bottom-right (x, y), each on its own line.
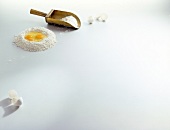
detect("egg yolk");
top-left (24, 31), bottom-right (46, 42)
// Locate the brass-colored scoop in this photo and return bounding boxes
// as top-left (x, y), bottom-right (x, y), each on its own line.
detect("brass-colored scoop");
top-left (30, 9), bottom-right (81, 29)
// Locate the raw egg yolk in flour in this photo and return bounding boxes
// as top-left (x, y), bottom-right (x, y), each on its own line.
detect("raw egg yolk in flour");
top-left (24, 31), bottom-right (46, 42)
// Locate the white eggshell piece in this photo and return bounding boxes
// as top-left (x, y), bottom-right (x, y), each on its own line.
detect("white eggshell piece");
top-left (14, 97), bottom-right (23, 106)
top-left (88, 16), bottom-right (94, 24)
top-left (96, 14), bottom-right (108, 22)
top-left (8, 90), bottom-right (18, 99)
top-left (11, 97), bottom-right (19, 104)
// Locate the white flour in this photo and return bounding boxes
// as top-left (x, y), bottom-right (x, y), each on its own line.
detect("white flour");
top-left (61, 16), bottom-right (78, 28)
top-left (13, 27), bottom-right (57, 52)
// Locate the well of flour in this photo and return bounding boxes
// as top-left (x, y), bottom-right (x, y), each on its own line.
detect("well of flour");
top-left (13, 27), bottom-right (57, 52)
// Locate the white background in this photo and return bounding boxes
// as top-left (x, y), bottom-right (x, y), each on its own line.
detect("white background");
top-left (1, 0), bottom-right (170, 130)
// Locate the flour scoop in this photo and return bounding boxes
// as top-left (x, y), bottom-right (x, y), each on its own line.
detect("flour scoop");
top-left (30, 9), bottom-right (81, 29)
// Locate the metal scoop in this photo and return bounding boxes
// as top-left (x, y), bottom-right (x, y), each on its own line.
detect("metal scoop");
top-left (30, 9), bottom-right (81, 29)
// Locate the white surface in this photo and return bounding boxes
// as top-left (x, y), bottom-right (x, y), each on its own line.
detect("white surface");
top-left (1, 0), bottom-right (170, 130)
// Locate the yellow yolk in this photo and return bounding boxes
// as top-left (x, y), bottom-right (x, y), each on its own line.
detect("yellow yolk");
top-left (24, 31), bottom-right (46, 42)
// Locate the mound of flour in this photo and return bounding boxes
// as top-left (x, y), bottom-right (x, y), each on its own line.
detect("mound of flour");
top-left (13, 27), bottom-right (57, 52)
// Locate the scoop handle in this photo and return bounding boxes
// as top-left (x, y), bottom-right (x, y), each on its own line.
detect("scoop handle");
top-left (30, 9), bottom-right (47, 17)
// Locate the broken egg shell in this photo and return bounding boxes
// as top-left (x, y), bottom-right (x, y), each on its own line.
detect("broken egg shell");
top-left (88, 16), bottom-right (94, 24)
top-left (96, 14), bottom-right (108, 22)
top-left (14, 97), bottom-right (23, 106)
top-left (8, 90), bottom-right (18, 99)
